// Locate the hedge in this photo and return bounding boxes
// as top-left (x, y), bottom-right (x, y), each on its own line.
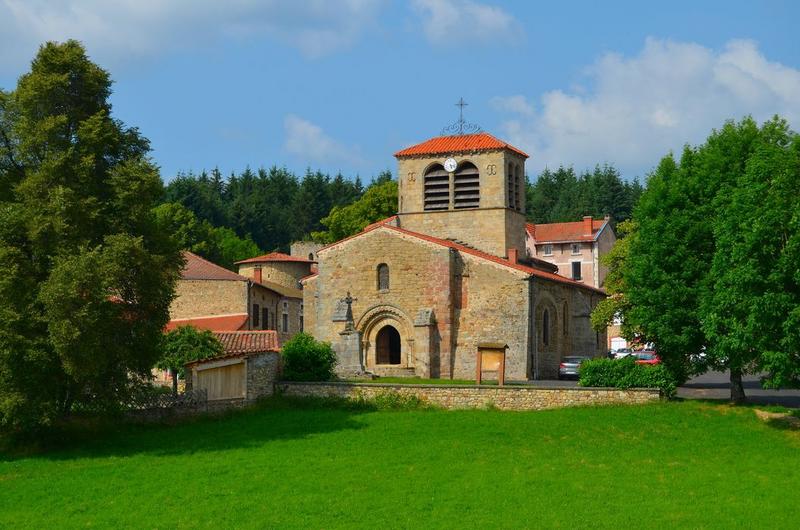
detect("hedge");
top-left (579, 357), bottom-right (676, 398)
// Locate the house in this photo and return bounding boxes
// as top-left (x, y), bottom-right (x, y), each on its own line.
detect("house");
top-left (302, 132), bottom-right (606, 380)
top-left (168, 251), bottom-right (303, 343)
top-left (526, 216), bottom-right (616, 288)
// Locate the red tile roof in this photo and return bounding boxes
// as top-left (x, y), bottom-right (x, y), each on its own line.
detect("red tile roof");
top-left (165, 313), bottom-right (250, 332)
top-left (317, 217), bottom-right (605, 295)
top-left (236, 252), bottom-right (316, 265)
top-left (182, 251), bottom-right (248, 281)
top-left (214, 331), bottom-right (280, 354)
top-left (394, 132), bottom-right (529, 159)
top-left (526, 218), bottom-right (609, 243)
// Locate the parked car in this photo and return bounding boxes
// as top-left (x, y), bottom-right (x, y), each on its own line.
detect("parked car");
top-left (634, 351), bottom-right (661, 365)
top-left (558, 356), bottom-right (591, 379)
top-left (613, 348), bottom-right (634, 359)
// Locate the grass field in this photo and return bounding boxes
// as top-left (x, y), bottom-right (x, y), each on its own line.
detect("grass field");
top-left (1, 399), bottom-right (798, 528)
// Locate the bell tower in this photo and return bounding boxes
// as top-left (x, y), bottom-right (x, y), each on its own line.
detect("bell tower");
top-left (394, 131), bottom-right (528, 258)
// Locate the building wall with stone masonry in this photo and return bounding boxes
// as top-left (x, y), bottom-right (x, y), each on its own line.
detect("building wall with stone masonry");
top-left (249, 283), bottom-right (302, 343)
top-left (238, 261), bottom-right (311, 291)
top-left (308, 227), bottom-right (456, 377)
top-left (595, 224), bottom-right (616, 288)
top-left (290, 240), bottom-right (323, 261)
top-left (277, 381), bottom-right (661, 411)
top-left (397, 149), bottom-right (527, 257)
top-left (532, 279), bottom-right (606, 379)
top-left (246, 351), bottom-right (281, 400)
top-left (170, 279), bottom-right (248, 320)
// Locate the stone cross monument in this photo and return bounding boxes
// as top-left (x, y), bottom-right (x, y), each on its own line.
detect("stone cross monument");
top-left (335, 291), bottom-right (364, 375)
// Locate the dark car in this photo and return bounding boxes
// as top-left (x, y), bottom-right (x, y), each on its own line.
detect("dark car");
top-left (558, 356), bottom-right (591, 379)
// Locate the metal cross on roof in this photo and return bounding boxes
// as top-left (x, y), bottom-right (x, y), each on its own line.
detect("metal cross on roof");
top-left (441, 97), bottom-right (482, 136)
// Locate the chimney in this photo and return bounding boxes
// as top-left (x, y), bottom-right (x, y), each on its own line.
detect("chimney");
top-left (508, 248), bottom-right (518, 264)
top-left (583, 215), bottom-right (593, 236)
top-left (253, 267), bottom-right (262, 284)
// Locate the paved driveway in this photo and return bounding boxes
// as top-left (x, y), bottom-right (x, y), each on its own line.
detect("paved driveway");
top-left (678, 371), bottom-right (800, 407)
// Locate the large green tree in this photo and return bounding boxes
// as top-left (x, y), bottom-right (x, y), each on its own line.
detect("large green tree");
top-left (157, 326), bottom-right (223, 395)
top-left (0, 41), bottom-right (181, 432)
top-left (596, 116), bottom-right (800, 401)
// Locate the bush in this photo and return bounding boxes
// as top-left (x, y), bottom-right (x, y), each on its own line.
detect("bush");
top-left (281, 333), bottom-right (337, 381)
top-left (579, 357), bottom-right (677, 398)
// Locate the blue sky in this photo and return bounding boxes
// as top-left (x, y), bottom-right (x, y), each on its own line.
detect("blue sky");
top-left (2, 1), bottom-right (799, 182)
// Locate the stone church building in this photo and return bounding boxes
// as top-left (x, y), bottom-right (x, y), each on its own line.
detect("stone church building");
top-left (303, 132), bottom-right (606, 380)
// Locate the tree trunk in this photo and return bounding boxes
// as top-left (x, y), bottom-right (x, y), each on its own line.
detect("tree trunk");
top-left (171, 370), bottom-right (179, 396)
top-left (730, 368), bottom-right (746, 404)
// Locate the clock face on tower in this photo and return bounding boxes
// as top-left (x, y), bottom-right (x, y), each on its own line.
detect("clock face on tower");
top-left (444, 157), bottom-right (457, 172)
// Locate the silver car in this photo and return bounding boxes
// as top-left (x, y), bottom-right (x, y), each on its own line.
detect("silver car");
top-left (558, 355), bottom-right (591, 379)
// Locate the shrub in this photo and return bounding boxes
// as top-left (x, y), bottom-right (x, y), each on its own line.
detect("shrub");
top-left (281, 333), bottom-right (337, 382)
top-left (579, 357), bottom-right (677, 398)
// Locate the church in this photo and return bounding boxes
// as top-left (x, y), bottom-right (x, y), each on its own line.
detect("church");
top-left (302, 132), bottom-right (606, 380)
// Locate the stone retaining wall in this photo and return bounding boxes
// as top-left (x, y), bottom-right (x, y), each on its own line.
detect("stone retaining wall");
top-left (276, 382), bottom-right (661, 411)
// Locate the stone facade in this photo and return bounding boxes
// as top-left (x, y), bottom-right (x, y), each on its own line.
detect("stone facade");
top-left (291, 240), bottom-right (323, 262)
top-left (171, 279), bottom-right (248, 320)
top-left (304, 133), bottom-right (607, 381)
top-left (245, 351), bottom-right (281, 400)
top-left (239, 261), bottom-right (310, 292)
top-left (277, 381), bottom-right (661, 410)
top-left (397, 149), bottom-right (528, 258)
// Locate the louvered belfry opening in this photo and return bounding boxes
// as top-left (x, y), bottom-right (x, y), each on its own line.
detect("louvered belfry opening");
top-left (507, 163), bottom-right (516, 210)
top-left (453, 162), bottom-right (480, 209)
top-left (423, 163), bottom-right (449, 211)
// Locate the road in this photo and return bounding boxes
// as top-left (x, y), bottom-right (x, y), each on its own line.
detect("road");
top-left (677, 370), bottom-right (800, 407)
top-left (519, 370), bottom-right (800, 408)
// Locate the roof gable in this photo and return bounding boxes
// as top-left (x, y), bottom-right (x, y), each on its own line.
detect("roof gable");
top-left (182, 252), bottom-right (248, 281)
top-left (526, 218), bottom-right (609, 243)
top-left (236, 252), bottom-right (315, 265)
top-left (394, 132), bottom-right (528, 159)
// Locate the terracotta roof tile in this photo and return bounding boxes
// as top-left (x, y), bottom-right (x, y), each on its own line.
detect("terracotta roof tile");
top-left (182, 251), bottom-right (248, 281)
top-left (394, 132), bottom-right (528, 158)
top-left (236, 252), bottom-right (316, 265)
top-left (166, 313), bottom-right (249, 332)
top-left (214, 331), bottom-right (280, 354)
top-left (526, 218), bottom-right (609, 243)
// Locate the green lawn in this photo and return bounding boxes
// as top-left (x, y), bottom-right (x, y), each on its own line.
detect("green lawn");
top-left (1, 400), bottom-right (798, 528)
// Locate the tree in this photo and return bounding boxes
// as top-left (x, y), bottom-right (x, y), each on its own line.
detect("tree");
top-left (312, 178), bottom-right (398, 243)
top-left (700, 117), bottom-right (800, 396)
top-left (0, 41), bottom-right (182, 432)
top-left (281, 332), bottom-right (337, 381)
top-left (595, 116), bottom-right (800, 402)
top-left (157, 326), bottom-right (224, 395)
top-left (153, 202), bottom-right (261, 269)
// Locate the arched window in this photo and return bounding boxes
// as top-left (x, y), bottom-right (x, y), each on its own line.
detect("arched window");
top-left (542, 309), bottom-right (550, 346)
top-left (423, 164), bottom-right (449, 211)
top-left (563, 302), bottom-right (569, 336)
top-left (377, 263), bottom-right (389, 290)
top-left (308, 252), bottom-right (314, 261)
top-left (453, 162), bottom-right (479, 209)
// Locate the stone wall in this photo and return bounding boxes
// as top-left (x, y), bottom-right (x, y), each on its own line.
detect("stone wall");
top-left (246, 351), bottom-right (281, 400)
top-left (239, 261), bottom-right (311, 291)
top-left (291, 241), bottom-right (323, 261)
top-left (170, 279), bottom-right (247, 320)
top-left (277, 381), bottom-right (660, 411)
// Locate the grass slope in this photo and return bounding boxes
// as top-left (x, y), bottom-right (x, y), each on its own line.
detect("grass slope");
top-left (1, 400), bottom-right (798, 528)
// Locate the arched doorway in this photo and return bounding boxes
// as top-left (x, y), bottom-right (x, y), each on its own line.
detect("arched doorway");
top-left (376, 325), bottom-right (401, 365)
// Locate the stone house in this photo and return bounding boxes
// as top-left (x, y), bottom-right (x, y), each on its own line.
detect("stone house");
top-left (168, 251), bottom-right (303, 344)
top-left (185, 330), bottom-right (280, 402)
top-left (303, 132), bottom-right (606, 380)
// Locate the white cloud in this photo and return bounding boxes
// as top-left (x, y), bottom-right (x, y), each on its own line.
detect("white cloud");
top-left (494, 38), bottom-right (800, 178)
top-left (283, 114), bottom-right (364, 166)
top-left (411, 0), bottom-right (521, 46)
top-left (0, 0), bottom-right (384, 72)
